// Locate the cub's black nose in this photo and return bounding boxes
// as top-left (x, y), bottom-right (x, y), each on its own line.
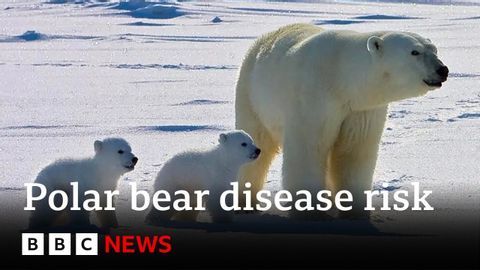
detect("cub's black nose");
top-left (255, 148), bottom-right (261, 155)
top-left (132, 157), bottom-right (138, 165)
top-left (436, 65), bottom-right (449, 78)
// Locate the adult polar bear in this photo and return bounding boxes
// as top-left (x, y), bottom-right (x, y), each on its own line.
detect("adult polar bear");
top-left (236, 24), bottom-right (448, 219)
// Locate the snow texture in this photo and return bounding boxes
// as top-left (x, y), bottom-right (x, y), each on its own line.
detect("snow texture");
top-left (0, 0), bottom-right (478, 236)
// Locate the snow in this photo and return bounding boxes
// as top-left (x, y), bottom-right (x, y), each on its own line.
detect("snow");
top-left (0, 0), bottom-right (478, 238)
top-left (211, 16), bottom-right (223, 23)
top-left (353, 14), bottom-right (420, 20)
top-left (313, 13), bottom-right (421, 25)
top-left (16, 30), bottom-right (47, 41)
top-left (312, 19), bottom-right (366, 25)
top-left (121, 20), bottom-right (173, 26)
top-left (112, 0), bottom-right (188, 19)
top-left (128, 4), bottom-right (186, 19)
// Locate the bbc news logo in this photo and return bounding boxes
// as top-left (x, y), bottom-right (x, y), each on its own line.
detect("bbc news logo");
top-left (22, 233), bottom-right (98, 255)
top-left (22, 233), bottom-right (172, 255)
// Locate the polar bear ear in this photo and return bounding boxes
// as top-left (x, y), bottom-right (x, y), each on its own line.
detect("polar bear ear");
top-left (367, 36), bottom-right (383, 55)
top-left (218, 133), bottom-right (227, 144)
top-left (94, 140), bottom-right (103, 153)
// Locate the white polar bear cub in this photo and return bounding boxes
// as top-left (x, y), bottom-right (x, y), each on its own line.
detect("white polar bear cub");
top-left (235, 24), bottom-right (449, 219)
top-left (146, 130), bottom-right (261, 224)
top-left (28, 138), bottom-right (138, 230)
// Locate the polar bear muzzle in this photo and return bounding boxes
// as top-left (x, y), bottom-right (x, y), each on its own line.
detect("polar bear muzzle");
top-left (124, 156), bottom-right (138, 170)
top-left (423, 64), bottom-right (449, 88)
top-left (250, 148), bottom-right (261, 160)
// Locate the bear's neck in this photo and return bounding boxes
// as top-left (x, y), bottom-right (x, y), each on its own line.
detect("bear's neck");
top-left (90, 158), bottom-right (122, 184)
top-left (345, 64), bottom-right (390, 111)
top-left (333, 36), bottom-right (392, 111)
top-left (210, 146), bottom-right (243, 179)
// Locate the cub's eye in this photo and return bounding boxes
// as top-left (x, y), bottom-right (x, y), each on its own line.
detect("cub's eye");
top-left (118, 150), bottom-right (124, 154)
top-left (241, 143), bottom-right (247, 147)
top-left (411, 50), bottom-right (420, 56)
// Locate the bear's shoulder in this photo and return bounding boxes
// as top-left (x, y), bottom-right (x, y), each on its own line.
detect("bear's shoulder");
top-left (39, 158), bottom-right (91, 174)
top-left (255, 23), bottom-right (323, 56)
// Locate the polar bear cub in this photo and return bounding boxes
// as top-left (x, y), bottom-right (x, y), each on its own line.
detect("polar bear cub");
top-left (28, 138), bottom-right (138, 230)
top-left (146, 130), bottom-right (261, 224)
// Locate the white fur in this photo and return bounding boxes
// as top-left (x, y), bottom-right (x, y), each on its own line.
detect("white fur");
top-left (146, 130), bottom-right (260, 223)
top-left (235, 24), bottom-right (448, 219)
top-left (28, 138), bottom-right (137, 229)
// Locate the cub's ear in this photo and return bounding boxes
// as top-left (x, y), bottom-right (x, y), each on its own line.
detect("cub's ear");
top-left (94, 140), bottom-right (103, 153)
top-left (218, 133), bottom-right (227, 144)
top-left (367, 36), bottom-right (383, 54)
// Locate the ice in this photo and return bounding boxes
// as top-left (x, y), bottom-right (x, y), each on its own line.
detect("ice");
top-left (112, 0), bottom-right (188, 19)
top-left (121, 21), bottom-right (173, 26)
top-left (16, 30), bottom-right (46, 41)
top-left (353, 14), bottom-right (420, 20)
top-left (172, 99), bottom-right (229, 106)
top-left (312, 19), bottom-right (366, 25)
top-left (134, 125), bottom-right (224, 132)
top-left (0, 0), bottom-right (478, 237)
top-left (211, 16), bottom-right (222, 23)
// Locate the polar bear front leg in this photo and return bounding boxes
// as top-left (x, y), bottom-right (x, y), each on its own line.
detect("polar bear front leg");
top-left (28, 199), bottom-right (60, 230)
top-left (70, 209), bottom-right (92, 227)
top-left (208, 186), bottom-right (234, 223)
top-left (95, 194), bottom-right (118, 228)
top-left (95, 210), bottom-right (118, 229)
top-left (282, 116), bottom-right (344, 220)
top-left (329, 106), bottom-right (388, 219)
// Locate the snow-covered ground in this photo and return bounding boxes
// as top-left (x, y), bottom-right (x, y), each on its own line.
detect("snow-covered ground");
top-left (0, 0), bottom-right (478, 236)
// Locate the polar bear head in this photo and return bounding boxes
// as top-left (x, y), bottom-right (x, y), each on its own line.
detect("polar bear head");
top-left (218, 130), bottom-right (261, 164)
top-left (367, 31), bottom-right (448, 102)
top-left (93, 138), bottom-right (138, 174)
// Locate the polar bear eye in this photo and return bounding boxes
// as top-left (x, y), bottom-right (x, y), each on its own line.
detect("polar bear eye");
top-left (411, 50), bottom-right (420, 56)
top-left (118, 150), bottom-right (124, 154)
top-left (241, 143), bottom-right (247, 147)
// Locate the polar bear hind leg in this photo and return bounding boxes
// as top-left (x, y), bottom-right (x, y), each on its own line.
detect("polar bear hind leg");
top-left (172, 210), bottom-right (200, 222)
top-left (235, 69), bottom-right (279, 206)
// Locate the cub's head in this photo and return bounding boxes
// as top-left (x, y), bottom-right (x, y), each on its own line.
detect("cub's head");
top-left (218, 130), bottom-right (261, 164)
top-left (367, 31), bottom-right (448, 101)
top-left (94, 138), bottom-right (138, 173)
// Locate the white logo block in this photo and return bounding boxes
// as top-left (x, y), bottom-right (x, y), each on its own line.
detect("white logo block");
top-left (22, 233), bottom-right (44, 255)
top-left (49, 233), bottom-right (71, 255)
top-left (75, 233), bottom-right (98, 255)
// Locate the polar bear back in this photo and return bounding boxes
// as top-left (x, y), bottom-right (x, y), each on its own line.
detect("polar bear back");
top-left (254, 23), bottom-right (321, 60)
top-left (36, 158), bottom-right (97, 190)
top-left (243, 24), bottom-right (389, 141)
top-left (154, 151), bottom-right (223, 192)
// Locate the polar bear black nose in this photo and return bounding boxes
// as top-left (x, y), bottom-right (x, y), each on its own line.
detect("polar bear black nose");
top-left (255, 148), bottom-right (261, 155)
top-left (436, 65), bottom-right (449, 78)
top-left (132, 157), bottom-right (138, 165)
